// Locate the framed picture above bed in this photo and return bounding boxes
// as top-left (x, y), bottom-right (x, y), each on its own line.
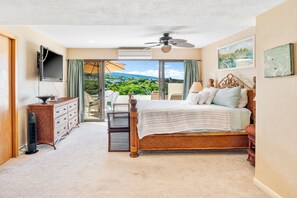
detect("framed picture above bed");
top-left (218, 36), bottom-right (255, 70)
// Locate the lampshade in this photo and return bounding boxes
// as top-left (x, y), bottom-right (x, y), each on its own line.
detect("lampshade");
top-left (190, 82), bottom-right (203, 93)
top-left (161, 45), bottom-right (172, 53)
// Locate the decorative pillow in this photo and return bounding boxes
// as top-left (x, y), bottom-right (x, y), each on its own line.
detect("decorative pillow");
top-left (186, 93), bottom-right (201, 105)
top-left (202, 87), bottom-right (218, 105)
top-left (238, 89), bottom-right (248, 108)
top-left (212, 87), bottom-right (241, 108)
top-left (198, 91), bottom-right (210, 105)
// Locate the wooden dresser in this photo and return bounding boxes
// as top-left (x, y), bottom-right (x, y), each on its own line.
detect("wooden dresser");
top-left (28, 97), bottom-right (78, 149)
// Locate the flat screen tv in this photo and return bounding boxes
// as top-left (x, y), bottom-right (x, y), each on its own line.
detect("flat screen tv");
top-left (37, 45), bottom-right (63, 82)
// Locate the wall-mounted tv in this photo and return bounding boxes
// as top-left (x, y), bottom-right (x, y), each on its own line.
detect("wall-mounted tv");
top-left (37, 45), bottom-right (63, 82)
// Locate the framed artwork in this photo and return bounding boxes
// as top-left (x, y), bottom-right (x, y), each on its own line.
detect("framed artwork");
top-left (264, 43), bottom-right (294, 78)
top-left (218, 36), bottom-right (254, 70)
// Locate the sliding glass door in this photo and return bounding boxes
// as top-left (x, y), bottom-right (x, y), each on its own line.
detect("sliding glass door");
top-left (82, 60), bottom-right (184, 122)
top-left (159, 61), bottom-right (184, 100)
top-left (103, 60), bottom-right (184, 103)
top-left (83, 60), bottom-right (105, 121)
top-left (106, 60), bottom-right (159, 102)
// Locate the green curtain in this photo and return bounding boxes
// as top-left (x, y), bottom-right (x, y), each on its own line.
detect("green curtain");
top-left (67, 60), bottom-right (84, 122)
top-left (183, 60), bottom-right (199, 99)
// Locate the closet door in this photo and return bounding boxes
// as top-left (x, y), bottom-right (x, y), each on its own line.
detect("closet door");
top-left (0, 34), bottom-right (12, 165)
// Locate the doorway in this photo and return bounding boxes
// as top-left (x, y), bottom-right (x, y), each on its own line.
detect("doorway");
top-left (83, 60), bottom-right (105, 121)
top-left (0, 32), bottom-right (17, 165)
top-left (106, 60), bottom-right (184, 102)
top-left (159, 61), bottom-right (184, 100)
top-left (83, 60), bottom-right (130, 121)
top-left (82, 60), bottom-right (185, 122)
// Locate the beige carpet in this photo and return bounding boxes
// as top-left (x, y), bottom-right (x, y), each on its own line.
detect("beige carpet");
top-left (0, 122), bottom-right (267, 198)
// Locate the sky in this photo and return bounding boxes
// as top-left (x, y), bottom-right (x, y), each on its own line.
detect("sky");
top-left (113, 60), bottom-right (184, 80)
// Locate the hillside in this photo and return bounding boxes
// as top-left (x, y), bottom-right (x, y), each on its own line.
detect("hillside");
top-left (84, 72), bottom-right (183, 95)
top-left (106, 72), bottom-right (158, 80)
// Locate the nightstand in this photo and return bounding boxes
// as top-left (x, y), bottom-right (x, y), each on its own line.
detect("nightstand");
top-left (107, 110), bottom-right (130, 152)
top-left (246, 124), bottom-right (255, 165)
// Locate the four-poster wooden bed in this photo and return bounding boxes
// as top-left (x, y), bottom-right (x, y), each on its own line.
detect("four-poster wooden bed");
top-left (129, 74), bottom-right (256, 158)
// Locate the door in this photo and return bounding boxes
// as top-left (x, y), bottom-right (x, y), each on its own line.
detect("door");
top-left (0, 34), bottom-right (12, 165)
top-left (83, 60), bottom-right (105, 121)
top-left (159, 61), bottom-right (184, 100)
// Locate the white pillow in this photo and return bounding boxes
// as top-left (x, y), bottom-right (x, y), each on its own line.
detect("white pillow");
top-left (186, 93), bottom-right (200, 105)
top-left (198, 91), bottom-right (210, 105)
top-left (202, 87), bottom-right (218, 105)
top-left (238, 88), bottom-right (248, 108)
top-left (212, 87), bottom-right (241, 108)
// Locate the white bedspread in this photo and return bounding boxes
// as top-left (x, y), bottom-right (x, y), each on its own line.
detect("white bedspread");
top-left (136, 100), bottom-right (251, 139)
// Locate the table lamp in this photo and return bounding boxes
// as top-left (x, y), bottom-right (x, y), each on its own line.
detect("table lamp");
top-left (190, 82), bottom-right (203, 93)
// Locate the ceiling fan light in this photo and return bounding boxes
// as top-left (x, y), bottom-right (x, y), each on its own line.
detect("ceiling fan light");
top-left (161, 45), bottom-right (172, 53)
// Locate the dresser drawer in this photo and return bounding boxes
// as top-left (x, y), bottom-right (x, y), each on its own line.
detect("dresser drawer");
top-left (54, 114), bottom-right (68, 128)
top-left (68, 109), bottom-right (78, 120)
top-left (68, 116), bottom-right (78, 129)
top-left (54, 107), bottom-right (62, 118)
top-left (54, 105), bottom-right (68, 118)
top-left (54, 122), bottom-right (68, 139)
top-left (68, 101), bottom-right (78, 112)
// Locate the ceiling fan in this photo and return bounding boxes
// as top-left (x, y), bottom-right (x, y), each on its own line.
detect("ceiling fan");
top-left (144, 33), bottom-right (195, 53)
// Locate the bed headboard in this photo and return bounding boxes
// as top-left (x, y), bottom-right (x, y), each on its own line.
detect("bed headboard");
top-left (209, 73), bottom-right (256, 124)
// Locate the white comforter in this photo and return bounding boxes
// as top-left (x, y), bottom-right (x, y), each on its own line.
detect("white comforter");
top-left (136, 100), bottom-right (251, 139)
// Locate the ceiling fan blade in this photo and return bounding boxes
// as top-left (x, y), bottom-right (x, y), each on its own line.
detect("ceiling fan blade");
top-left (144, 42), bottom-right (160, 45)
top-left (169, 39), bottom-right (187, 44)
top-left (143, 43), bottom-right (162, 50)
top-left (175, 42), bottom-right (195, 48)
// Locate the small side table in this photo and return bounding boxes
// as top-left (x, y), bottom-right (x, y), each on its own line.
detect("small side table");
top-left (107, 111), bottom-right (130, 152)
top-left (246, 124), bottom-right (255, 165)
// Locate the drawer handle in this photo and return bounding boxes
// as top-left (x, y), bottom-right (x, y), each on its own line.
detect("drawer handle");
top-left (64, 126), bottom-right (66, 129)
top-left (64, 117), bottom-right (67, 120)
top-left (69, 106), bottom-right (72, 108)
top-left (57, 121), bottom-right (60, 124)
top-left (57, 131), bottom-right (60, 134)
top-left (56, 111), bottom-right (59, 113)
top-left (70, 114), bottom-right (72, 116)
top-left (63, 108), bottom-right (66, 111)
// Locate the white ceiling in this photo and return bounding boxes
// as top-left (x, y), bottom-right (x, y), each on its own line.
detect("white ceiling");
top-left (0, 0), bottom-right (285, 48)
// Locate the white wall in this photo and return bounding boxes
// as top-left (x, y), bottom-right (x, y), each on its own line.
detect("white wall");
top-left (201, 28), bottom-right (256, 87)
top-left (0, 26), bottom-right (67, 148)
top-left (255, 0), bottom-right (297, 197)
top-left (168, 83), bottom-right (183, 100)
top-left (67, 48), bottom-right (201, 60)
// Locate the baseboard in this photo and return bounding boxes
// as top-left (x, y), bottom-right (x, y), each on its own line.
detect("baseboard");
top-left (253, 177), bottom-right (282, 198)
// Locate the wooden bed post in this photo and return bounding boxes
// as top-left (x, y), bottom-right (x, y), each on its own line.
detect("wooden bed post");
top-left (129, 98), bottom-right (139, 158)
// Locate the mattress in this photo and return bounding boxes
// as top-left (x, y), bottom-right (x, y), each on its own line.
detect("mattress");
top-left (136, 100), bottom-right (251, 139)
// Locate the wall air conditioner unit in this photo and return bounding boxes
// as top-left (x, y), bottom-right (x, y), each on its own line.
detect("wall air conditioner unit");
top-left (118, 49), bottom-right (152, 60)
